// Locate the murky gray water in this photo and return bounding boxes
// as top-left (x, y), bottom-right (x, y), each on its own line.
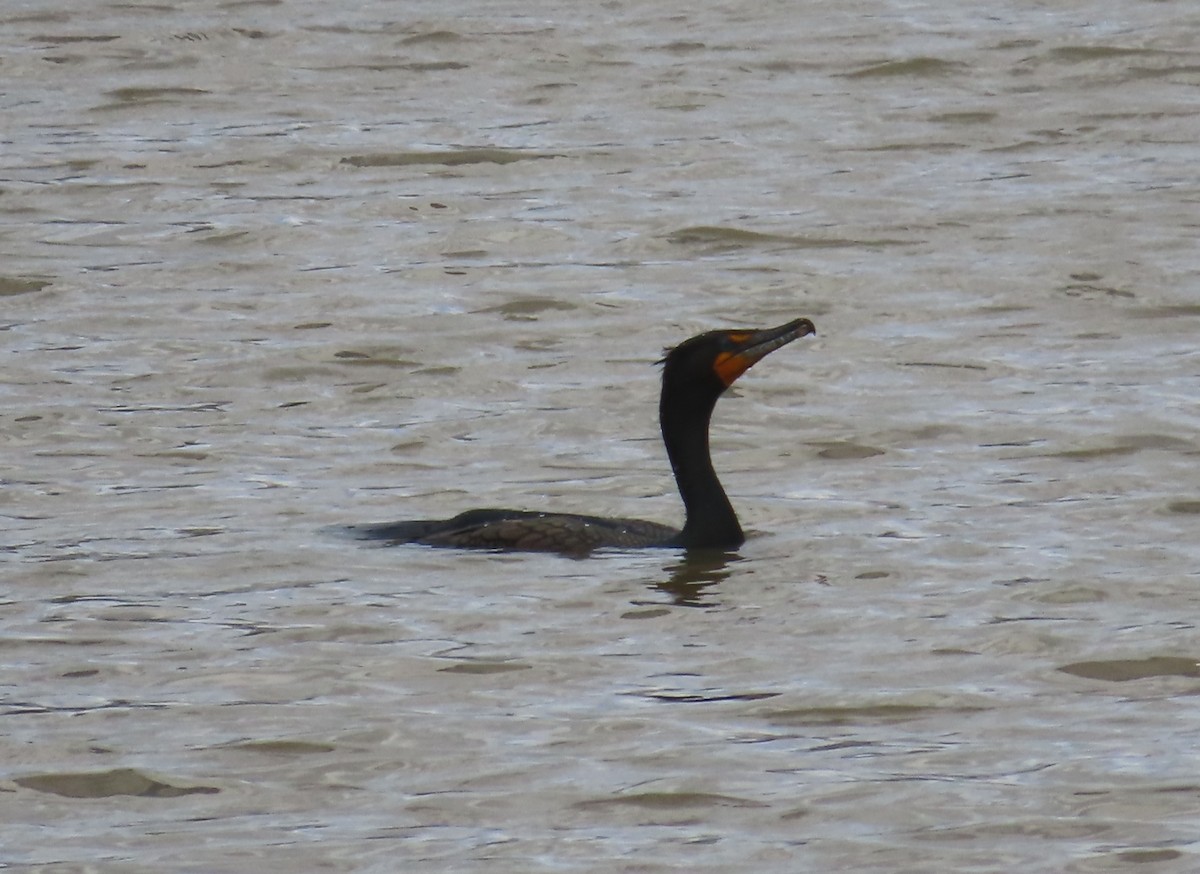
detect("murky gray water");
top-left (4, 0), bottom-right (1200, 870)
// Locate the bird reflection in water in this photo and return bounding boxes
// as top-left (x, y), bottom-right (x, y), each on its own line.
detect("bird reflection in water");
top-left (649, 550), bottom-right (740, 607)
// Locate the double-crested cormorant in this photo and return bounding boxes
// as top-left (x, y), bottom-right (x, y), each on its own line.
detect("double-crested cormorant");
top-left (351, 317), bottom-right (815, 553)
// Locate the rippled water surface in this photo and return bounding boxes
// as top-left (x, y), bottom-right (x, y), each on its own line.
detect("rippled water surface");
top-left (5, 1), bottom-right (1200, 870)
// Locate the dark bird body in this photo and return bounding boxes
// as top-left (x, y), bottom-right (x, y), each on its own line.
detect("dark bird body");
top-left (350, 318), bottom-right (815, 553)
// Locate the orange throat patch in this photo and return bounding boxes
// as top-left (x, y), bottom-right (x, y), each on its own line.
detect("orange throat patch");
top-left (714, 351), bottom-right (755, 387)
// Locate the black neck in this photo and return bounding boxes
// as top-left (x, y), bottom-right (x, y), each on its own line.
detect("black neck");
top-left (660, 389), bottom-right (743, 549)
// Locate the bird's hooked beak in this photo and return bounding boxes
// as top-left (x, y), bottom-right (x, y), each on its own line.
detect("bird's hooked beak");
top-left (713, 318), bottom-right (816, 387)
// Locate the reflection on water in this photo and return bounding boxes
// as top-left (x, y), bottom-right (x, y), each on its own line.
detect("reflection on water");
top-left (649, 549), bottom-right (741, 607)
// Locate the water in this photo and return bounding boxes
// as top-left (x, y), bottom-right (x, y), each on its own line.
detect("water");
top-left (4, 1), bottom-right (1200, 870)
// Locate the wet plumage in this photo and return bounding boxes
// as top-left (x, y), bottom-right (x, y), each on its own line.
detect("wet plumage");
top-left (348, 318), bottom-right (815, 553)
